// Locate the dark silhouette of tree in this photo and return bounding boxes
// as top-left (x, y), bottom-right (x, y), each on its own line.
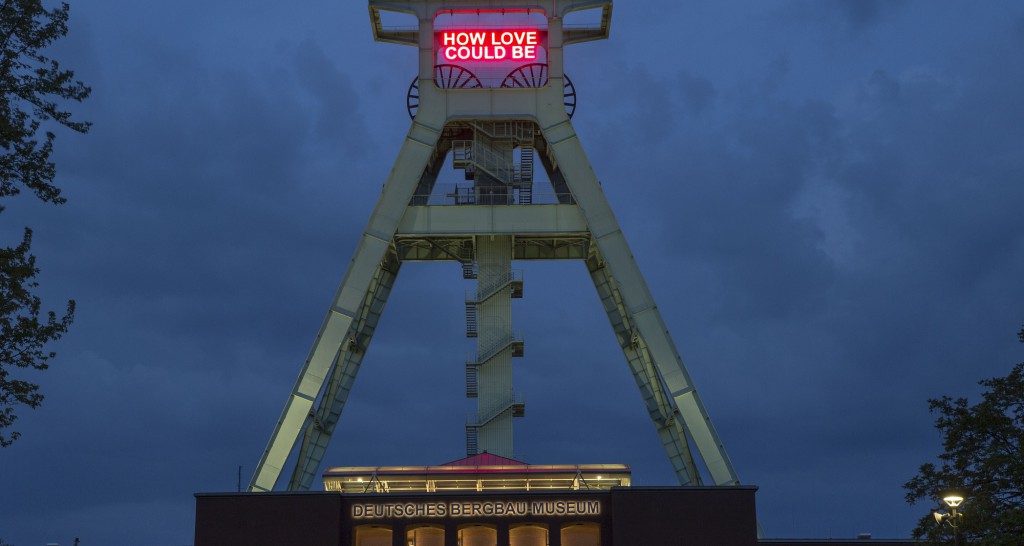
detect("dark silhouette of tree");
top-left (903, 329), bottom-right (1024, 545)
top-left (1, 0), bottom-right (90, 447)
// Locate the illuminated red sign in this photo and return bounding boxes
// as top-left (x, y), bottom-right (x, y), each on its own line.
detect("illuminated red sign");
top-left (440, 30), bottom-right (540, 61)
top-left (433, 10), bottom-right (549, 89)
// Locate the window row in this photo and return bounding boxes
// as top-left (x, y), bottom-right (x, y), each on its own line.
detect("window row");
top-left (354, 521), bottom-right (600, 546)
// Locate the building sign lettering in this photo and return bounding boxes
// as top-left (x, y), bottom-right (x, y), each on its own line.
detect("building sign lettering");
top-left (351, 499), bottom-right (601, 520)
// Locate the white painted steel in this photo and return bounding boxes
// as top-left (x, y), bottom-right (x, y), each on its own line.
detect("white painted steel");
top-left (289, 258), bottom-right (400, 490)
top-left (248, 120), bottom-right (440, 492)
top-left (588, 261), bottom-right (700, 485)
top-left (396, 204), bottom-right (587, 236)
top-left (253, 0), bottom-right (745, 496)
top-left (536, 109), bottom-right (741, 487)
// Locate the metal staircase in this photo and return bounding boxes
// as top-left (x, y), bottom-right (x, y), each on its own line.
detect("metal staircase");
top-left (465, 271), bottom-right (522, 338)
top-left (466, 424), bottom-right (479, 455)
top-left (465, 333), bottom-right (524, 398)
top-left (465, 301), bottom-right (478, 338)
top-left (466, 392), bottom-right (526, 455)
top-left (450, 122), bottom-right (536, 205)
top-left (518, 144), bottom-right (534, 204)
top-left (466, 365), bottom-right (478, 398)
top-left (450, 125), bottom-right (534, 457)
top-left (470, 333), bottom-right (525, 366)
top-left (472, 270), bottom-right (524, 303)
top-left (460, 243), bottom-right (476, 280)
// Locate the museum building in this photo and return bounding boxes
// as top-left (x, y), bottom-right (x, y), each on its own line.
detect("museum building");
top-left (194, 454), bottom-right (914, 546)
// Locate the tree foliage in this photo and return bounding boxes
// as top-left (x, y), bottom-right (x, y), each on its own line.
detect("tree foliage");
top-left (0, 0), bottom-right (89, 446)
top-left (1, 0), bottom-right (91, 203)
top-left (0, 228), bottom-right (74, 446)
top-left (903, 330), bottom-right (1024, 545)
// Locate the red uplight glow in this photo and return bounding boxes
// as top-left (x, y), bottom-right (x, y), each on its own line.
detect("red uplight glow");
top-left (440, 30), bottom-right (540, 62)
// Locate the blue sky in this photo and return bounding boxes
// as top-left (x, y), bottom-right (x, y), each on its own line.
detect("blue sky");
top-left (2, 1), bottom-right (1024, 544)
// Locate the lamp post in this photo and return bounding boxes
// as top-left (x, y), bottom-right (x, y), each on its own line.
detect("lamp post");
top-left (933, 492), bottom-right (965, 545)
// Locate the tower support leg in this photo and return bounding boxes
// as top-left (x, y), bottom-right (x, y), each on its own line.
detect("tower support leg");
top-left (288, 249), bottom-right (401, 490)
top-left (249, 122), bottom-right (440, 492)
top-left (588, 255), bottom-right (700, 485)
top-left (539, 114), bottom-right (741, 487)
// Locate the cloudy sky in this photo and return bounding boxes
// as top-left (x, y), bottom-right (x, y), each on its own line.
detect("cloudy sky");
top-left (2, 0), bottom-right (1024, 544)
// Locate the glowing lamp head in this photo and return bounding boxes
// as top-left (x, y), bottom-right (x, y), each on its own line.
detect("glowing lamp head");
top-left (943, 494), bottom-right (964, 508)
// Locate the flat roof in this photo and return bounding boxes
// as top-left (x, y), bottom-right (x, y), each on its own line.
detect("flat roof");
top-left (323, 454), bottom-right (631, 493)
top-left (324, 463), bottom-right (631, 477)
top-left (324, 453), bottom-right (630, 477)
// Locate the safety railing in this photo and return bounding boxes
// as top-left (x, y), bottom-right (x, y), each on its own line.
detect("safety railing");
top-left (410, 184), bottom-right (574, 206)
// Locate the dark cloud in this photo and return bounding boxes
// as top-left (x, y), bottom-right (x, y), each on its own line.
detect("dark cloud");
top-left (789, 0), bottom-right (908, 34)
top-left (833, 0), bottom-right (900, 31)
top-left (677, 72), bottom-right (717, 117)
top-left (291, 39), bottom-right (370, 152)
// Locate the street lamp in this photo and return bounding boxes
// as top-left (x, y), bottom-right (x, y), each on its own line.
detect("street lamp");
top-left (933, 492), bottom-right (965, 545)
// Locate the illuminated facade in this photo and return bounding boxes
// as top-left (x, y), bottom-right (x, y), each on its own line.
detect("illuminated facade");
top-left (318, 454), bottom-right (628, 545)
top-left (199, 450), bottom-right (761, 544)
top-left (194, 484), bottom-right (916, 545)
top-left (323, 454), bottom-right (631, 494)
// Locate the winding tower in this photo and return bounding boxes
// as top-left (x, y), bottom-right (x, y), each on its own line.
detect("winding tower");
top-left (250, 0), bottom-right (744, 494)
